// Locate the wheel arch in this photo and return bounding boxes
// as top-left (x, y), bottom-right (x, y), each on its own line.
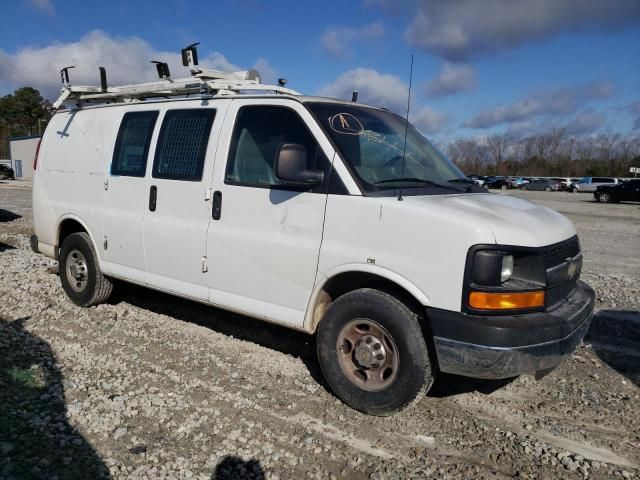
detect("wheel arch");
top-left (304, 264), bottom-right (430, 334)
top-left (56, 215), bottom-right (100, 260)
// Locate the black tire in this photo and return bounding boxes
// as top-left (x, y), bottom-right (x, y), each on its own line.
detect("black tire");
top-left (316, 288), bottom-right (432, 415)
top-left (59, 232), bottom-right (113, 307)
top-left (598, 192), bottom-right (611, 203)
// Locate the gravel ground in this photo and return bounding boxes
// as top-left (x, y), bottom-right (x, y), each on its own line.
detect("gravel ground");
top-left (1, 182), bottom-right (639, 480)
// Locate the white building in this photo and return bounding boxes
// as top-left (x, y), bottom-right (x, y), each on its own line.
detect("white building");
top-left (9, 135), bottom-right (41, 179)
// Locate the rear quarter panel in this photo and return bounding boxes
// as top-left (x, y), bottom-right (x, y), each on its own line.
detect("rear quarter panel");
top-left (34, 108), bottom-right (119, 255)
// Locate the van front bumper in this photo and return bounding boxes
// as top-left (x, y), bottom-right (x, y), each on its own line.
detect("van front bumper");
top-left (428, 281), bottom-right (595, 379)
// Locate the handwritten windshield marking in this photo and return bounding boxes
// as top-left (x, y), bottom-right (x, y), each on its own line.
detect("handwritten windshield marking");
top-left (329, 113), bottom-right (364, 135)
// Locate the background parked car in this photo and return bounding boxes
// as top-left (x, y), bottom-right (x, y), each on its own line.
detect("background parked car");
top-left (509, 177), bottom-right (530, 189)
top-left (551, 177), bottom-right (579, 191)
top-left (523, 179), bottom-right (562, 191)
top-left (484, 176), bottom-right (512, 189)
top-left (594, 179), bottom-right (640, 203)
top-left (572, 176), bottom-right (618, 192)
top-left (0, 164), bottom-right (15, 180)
top-left (468, 175), bottom-right (487, 187)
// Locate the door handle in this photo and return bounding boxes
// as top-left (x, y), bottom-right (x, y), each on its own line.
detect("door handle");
top-left (149, 185), bottom-right (157, 212)
top-left (212, 190), bottom-right (222, 220)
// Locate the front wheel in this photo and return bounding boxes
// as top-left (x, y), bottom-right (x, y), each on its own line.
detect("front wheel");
top-left (598, 192), bottom-right (611, 203)
top-left (316, 289), bottom-right (432, 415)
top-left (545, 186), bottom-right (551, 192)
top-left (59, 232), bottom-right (113, 307)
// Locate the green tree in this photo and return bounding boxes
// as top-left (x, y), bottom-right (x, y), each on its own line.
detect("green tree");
top-left (0, 87), bottom-right (52, 158)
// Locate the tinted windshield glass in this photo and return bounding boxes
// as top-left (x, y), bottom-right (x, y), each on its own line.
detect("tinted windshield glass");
top-left (307, 102), bottom-right (471, 194)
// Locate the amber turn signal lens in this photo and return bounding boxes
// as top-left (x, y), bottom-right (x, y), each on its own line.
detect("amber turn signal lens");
top-left (469, 291), bottom-right (545, 310)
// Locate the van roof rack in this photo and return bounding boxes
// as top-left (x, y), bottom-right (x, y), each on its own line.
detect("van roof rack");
top-left (53, 43), bottom-right (300, 109)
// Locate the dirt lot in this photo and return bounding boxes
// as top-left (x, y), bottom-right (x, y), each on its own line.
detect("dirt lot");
top-left (1, 181), bottom-right (638, 480)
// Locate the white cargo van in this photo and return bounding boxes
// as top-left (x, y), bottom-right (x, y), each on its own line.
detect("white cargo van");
top-left (31, 58), bottom-right (594, 414)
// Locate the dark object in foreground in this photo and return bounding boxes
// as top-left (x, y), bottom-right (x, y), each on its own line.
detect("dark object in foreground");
top-left (0, 317), bottom-right (110, 479)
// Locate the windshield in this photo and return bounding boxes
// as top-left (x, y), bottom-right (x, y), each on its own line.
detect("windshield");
top-left (307, 102), bottom-right (473, 195)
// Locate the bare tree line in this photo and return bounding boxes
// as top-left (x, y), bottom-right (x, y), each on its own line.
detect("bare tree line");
top-left (445, 129), bottom-right (640, 177)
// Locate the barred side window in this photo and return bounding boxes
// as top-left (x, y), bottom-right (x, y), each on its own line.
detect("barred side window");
top-left (111, 111), bottom-right (159, 177)
top-left (152, 109), bottom-right (216, 181)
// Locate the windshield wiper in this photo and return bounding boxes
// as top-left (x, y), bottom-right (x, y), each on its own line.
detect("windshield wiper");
top-left (446, 177), bottom-right (484, 193)
top-left (374, 178), bottom-right (459, 190)
top-left (447, 178), bottom-right (475, 184)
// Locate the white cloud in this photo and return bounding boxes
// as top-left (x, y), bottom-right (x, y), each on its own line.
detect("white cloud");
top-left (464, 81), bottom-right (614, 129)
top-left (0, 31), bottom-right (275, 100)
top-left (252, 57), bottom-right (277, 85)
top-left (317, 68), bottom-right (408, 111)
top-left (404, 0), bottom-right (640, 60)
top-left (318, 67), bottom-right (450, 134)
top-left (26, 0), bottom-right (54, 15)
top-left (319, 22), bottom-right (385, 59)
top-left (630, 101), bottom-right (640, 131)
top-left (564, 109), bottom-right (606, 135)
top-left (425, 62), bottom-right (475, 98)
top-left (411, 106), bottom-right (450, 134)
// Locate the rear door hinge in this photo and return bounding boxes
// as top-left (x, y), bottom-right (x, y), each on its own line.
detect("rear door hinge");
top-left (201, 256), bottom-right (208, 273)
top-left (103, 236), bottom-right (108, 250)
top-left (104, 179), bottom-right (109, 190)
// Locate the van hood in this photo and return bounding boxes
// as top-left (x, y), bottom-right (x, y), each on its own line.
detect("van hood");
top-left (402, 193), bottom-right (576, 247)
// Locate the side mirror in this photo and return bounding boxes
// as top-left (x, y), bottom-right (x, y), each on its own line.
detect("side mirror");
top-left (274, 143), bottom-right (324, 186)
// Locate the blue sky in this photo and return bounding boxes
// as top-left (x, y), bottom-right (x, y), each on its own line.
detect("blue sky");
top-left (1, 0), bottom-right (639, 142)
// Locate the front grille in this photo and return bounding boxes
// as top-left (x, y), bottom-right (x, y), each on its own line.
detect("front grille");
top-left (541, 236), bottom-right (580, 269)
top-left (543, 236), bottom-right (581, 308)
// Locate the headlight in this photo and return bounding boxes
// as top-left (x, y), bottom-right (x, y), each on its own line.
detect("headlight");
top-left (466, 248), bottom-right (546, 313)
top-left (501, 255), bottom-right (514, 282)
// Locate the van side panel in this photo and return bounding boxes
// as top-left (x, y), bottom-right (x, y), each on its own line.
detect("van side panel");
top-left (33, 108), bottom-right (119, 259)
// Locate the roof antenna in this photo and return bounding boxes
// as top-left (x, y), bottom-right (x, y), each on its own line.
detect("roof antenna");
top-left (398, 53), bottom-right (414, 202)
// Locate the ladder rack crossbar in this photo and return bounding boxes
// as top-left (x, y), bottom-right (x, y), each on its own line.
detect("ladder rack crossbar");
top-left (53, 71), bottom-right (301, 109)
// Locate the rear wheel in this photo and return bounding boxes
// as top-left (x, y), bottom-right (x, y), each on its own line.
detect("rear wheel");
top-left (59, 232), bottom-right (113, 306)
top-left (545, 186), bottom-right (551, 192)
top-left (598, 192), bottom-right (611, 203)
top-left (501, 184), bottom-right (508, 190)
top-left (316, 288), bottom-right (432, 415)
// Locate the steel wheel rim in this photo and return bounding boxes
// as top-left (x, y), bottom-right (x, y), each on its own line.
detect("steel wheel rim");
top-left (66, 249), bottom-right (88, 292)
top-left (600, 193), bottom-right (609, 202)
top-left (336, 318), bottom-right (399, 392)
